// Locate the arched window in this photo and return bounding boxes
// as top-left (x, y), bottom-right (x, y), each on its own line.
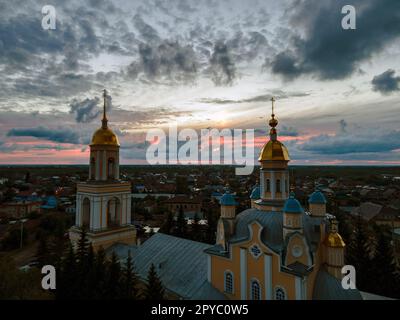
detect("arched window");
top-left (107, 197), bottom-right (121, 227)
top-left (90, 157), bottom-right (96, 180)
top-left (276, 179), bottom-right (281, 193)
top-left (224, 271), bottom-right (233, 294)
top-left (251, 279), bottom-right (261, 300)
top-left (275, 287), bottom-right (286, 300)
top-left (266, 179), bottom-right (270, 192)
top-left (108, 158), bottom-right (115, 179)
top-left (82, 198), bottom-right (90, 229)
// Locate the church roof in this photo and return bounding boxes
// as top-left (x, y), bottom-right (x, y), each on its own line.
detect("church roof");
top-left (220, 191), bottom-right (237, 206)
top-left (108, 233), bottom-right (226, 300)
top-left (309, 191), bottom-right (327, 204)
top-left (221, 208), bottom-right (325, 254)
top-left (283, 193), bottom-right (304, 213)
top-left (313, 268), bottom-right (362, 300)
top-left (250, 185), bottom-right (261, 200)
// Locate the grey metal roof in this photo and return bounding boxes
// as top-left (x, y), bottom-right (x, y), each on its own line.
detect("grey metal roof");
top-left (312, 268), bottom-right (362, 300)
top-left (228, 209), bottom-right (325, 254)
top-left (109, 233), bottom-right (226, 300)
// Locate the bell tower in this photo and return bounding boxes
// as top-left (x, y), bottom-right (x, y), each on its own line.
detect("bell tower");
top-left (255, 97), bottom-right (290, 212)
top-left (69, 90), bottom-right (136, 251)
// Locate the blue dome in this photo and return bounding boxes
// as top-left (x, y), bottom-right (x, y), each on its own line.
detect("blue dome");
top-left (283, 193), bottom-right (304, 214)
top-left (220, 191), bottom-right (237, 206)
top-left (250, 185), bottom-right (260, 200)
top-left (309, 191), bottom-right (327, 204)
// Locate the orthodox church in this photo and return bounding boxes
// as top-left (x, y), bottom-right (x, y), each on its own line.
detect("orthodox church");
top-left (72, 91), bottom-right (362, 299)
top-left (69, 90), bottom-right (136, 250)
top-left (204, 98), bottom-right (361, 300)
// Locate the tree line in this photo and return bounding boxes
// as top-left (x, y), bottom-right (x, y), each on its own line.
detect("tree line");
top-left (338, 211), bottom-right (400, 299)
top-left (38, 228), bottom-right (165, 300)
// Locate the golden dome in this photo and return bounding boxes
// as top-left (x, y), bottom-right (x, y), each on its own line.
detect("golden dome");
top-left (258, 140), bottom-right (290, 161)
top-left (324, 232), bottom-right (345, 248)
top-left (91, 127), bottom-right (120, 146)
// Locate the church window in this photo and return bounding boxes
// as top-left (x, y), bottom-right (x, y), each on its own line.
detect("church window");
top-left (224, 271), bottom-right (233, 294)
top-left (266, 179), bottom-right (270, 192)
top-left (276, 179), bottom-right (281, 193)
top-left (251, 279), bottom-right (261, 300)
top-left (107, 158), bottom-right (115, 179)
top-left (249, 243), bottom-right (262, 259)
top-left (275, 287), bottom-right (286, 300)
top-left (90, 157), bottom-right (95, 179)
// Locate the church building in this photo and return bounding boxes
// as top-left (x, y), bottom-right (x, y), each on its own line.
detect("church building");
top-left (77, 93), bottom-right (361, 299)
top-left (204, 98), bottom-right (361, 299)
top-left (69, 90), bottom-right (136, 250)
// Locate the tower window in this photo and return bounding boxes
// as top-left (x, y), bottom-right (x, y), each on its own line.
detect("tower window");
top-left (224, 271), bottom-right (234, 294)
top-left (285, 180), bottom-right (288, 193)
top-left (107, 158), bottom-right (115, 179)
top-left (275, 287), bottom-right (286, 300)
top-left (276, 179), bottom-right (281, 193)
top-left (90, 157), bottom-right (95, 179)
top-left (266, 179), bottom-right (270, 192)
top-left (251, 279), bottom-right (261, 300)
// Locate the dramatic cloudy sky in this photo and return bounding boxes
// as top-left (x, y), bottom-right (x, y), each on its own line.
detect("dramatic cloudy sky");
top-left (0, 0), bottom-right (399, 165)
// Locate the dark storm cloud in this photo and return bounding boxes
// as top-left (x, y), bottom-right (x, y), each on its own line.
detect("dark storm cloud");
top-left (133, 13), bottom-right (160, 43)
top-left (7, 127), bottom-right (80, 144)
top-left (69, 94), bottom-right (112, 123)
top-left (209, 41), bottom-right (236, 85)
top-left (126, 41), bottom-right (198, 82)
top-left (372, 69), bottom-right (400, 94)
top-left (270, 52), bottom-right (301, 79)
top-left (226, 31), bottom-right (271, 63)
top-left (271, 0), bottom-right (400, 80)
top-left (69, 97), bottom-right (101, 123)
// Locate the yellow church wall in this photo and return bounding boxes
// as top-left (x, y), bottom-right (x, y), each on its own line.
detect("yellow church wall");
top-left (269, 254), bottom-right (296, 299)
top-left (285, 234), bottom-right (310, 266)
top-left (210, 253), bottom-right (241, 299)
top-left (211, 221), bottom-right (300, 300)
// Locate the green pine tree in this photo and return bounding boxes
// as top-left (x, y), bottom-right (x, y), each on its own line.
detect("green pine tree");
top-left (191, 212), bottom-right (201, 241)
top-left (175, 207), bottom-right (187, 238)
top-left (77, 228), bottom-right (89, 263)
top-left (57, 243), bottom-right (77, 300)
top-left (205, 208), bottom-right (217, 244)
top-left (160, 211), bottom-right (174, 235)
top-left (143, 263), bottom-right (165, 300)
top-left (36, 235), bottom-right (52, 268)
top-left (122, 250), bottom-right (139, 299)
top-left (105, 251), bottom-right (122, 299)
top-left (346, 215), bottom-right (373, 291)
top-left (370, 225), bottom-right (400, 298)
top-left (93, 246), bottom-right (107, 299)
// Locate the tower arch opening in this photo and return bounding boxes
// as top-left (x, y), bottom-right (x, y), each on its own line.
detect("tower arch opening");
top-left (107, 197), bottom-right (121, 227)
top-left (82, 197), bottom-right (91, 229)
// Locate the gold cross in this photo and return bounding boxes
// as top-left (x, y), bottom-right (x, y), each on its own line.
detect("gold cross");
top-left (271, 97), bottom-right (275, 116)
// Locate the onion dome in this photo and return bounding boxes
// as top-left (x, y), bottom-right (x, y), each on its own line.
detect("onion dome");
top-left (309, 190), bottom-right (327, 204)
top-left (220, 190), bottom-right (237, 206)
top-left (324, 232), bottom-right (346, 248)
top-left (250, 185), bottom-right (261, 200)
top-left (90, 89), bottom-right (120, 146)
top-left (325, 219), bottom-right (345, 248)
top-left (258, 97), bottom-right (290, 161)
top-left (91, 127), bottom-right (119, 146)
top-left (283, 192), bottom-right (304, 214)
